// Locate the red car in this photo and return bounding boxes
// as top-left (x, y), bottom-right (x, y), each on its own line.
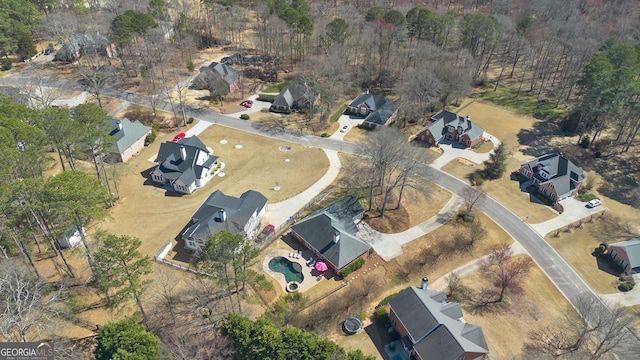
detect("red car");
top-left (172, 132), bottom-right (186, 142)
top-left (255, 224), bottom-right (275, 242)
top-left (240, 100), bottom-right (253, 108)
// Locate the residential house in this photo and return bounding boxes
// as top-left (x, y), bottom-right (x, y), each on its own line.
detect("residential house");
top-left (54, 32), bottom-right (116, 63)
top-left (290, 195), bottom-right (372, 273)
top-left (389, 277), bottom-right (490, 360)
top-left (181, 190), bottom-right (268, 254)
top-left (519, 153), bottom-right (585, 204)
top-left (269, 83), bottom-right (320, 113)
top-left (150, 135), bottom-right (220, 194)
top-left (346, 92), bottom-right (399, 128)
top-left (608, 238), bottom-right (640, 275)
top-left (415, 110), bottom-right (485, 148)
top-left (189, 62), bottom-right (240, 93)
top-left (108, 118), bottom-right (151, 162)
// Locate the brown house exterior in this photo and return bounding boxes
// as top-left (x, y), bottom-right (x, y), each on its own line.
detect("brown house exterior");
top-left (519, 153), bottom-right (585, 204)
top-left (389, 278), bottom-right (490, 360)
top-left (608, 238), bottom-right (640, 275)
top-left (346, 92), bottom-right (399, 129)
top-left (290, 195), bottom-right (371, 273)
top-left (415, 110), bottom-right (485, 148)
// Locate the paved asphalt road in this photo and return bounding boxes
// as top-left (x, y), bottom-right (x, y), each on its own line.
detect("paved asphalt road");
top-left (3, 75), bottom-right (640, 354)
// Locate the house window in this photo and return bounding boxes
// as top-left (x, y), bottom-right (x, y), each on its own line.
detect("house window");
top-left (420, 135), bottom-right (424, 141)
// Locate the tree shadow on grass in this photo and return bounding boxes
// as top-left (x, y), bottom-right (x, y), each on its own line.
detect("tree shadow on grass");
top-left (516, 120), bottom-right (564, 157)
top-left (364, 322), bottom-right (393, 360)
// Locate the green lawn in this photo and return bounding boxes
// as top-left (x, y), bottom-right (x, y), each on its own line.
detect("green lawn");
top-left (479, 86), bottom-right (568, 121)
top-left (263, 81), bottom-right (290, 93)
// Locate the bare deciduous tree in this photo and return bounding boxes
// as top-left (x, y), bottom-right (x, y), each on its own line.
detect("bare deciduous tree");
top-left (525, 293), bottom-right (638, 359)
top-left (0, 260), bottom-right (66, 342)
top-left (479, 244), bottom-right (533, 305)
top-left (461, 185), bottom-right (486, 216)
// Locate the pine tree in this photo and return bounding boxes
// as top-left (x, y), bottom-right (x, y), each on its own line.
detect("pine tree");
top-left (483, 142), bottom-right (508, 180)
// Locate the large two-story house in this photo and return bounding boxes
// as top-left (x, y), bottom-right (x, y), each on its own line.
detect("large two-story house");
top-left (519, 153), bottom-right (585, 204)
top-left (150, 135), bottom-right (221, 194)
top-left (181, 190), bottom-right (268, 254)
top-left (415, 110), bottom-right (485, 148)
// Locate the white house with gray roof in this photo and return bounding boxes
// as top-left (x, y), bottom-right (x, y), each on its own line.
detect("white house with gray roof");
top-left (181, 190), bottom-right (268, 254)
top-left (389, 277), bottom-right (490, 360)
top-left (608, 238), bottom-right (640, 275)
top-left (290, 195), bottom-right (371, 273)
top-left (519, 153), bottom-right (585, 204)
top-left (108, 118), bottom-right (151, 162)
top-left (415, 110), bottom-right (485, 148)
top-left (150, 135), bottom-right (220, 194)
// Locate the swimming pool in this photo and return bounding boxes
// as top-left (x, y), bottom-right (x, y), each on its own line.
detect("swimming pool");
top-left (268, 256), bottom-right (304, 283)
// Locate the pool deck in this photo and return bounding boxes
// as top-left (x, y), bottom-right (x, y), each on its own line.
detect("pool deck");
top-left (262, 248), bottom-right (326, 293)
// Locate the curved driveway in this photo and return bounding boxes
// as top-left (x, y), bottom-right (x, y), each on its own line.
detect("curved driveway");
top-left (2, 75), bottom-right (639, 354)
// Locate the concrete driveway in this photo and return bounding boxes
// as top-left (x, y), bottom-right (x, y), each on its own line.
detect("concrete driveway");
top-left (429, 134), bottom-right (500, 170)
top-left (329, 114), bottom-right (365, 141)
top-left (530, 198), bottom-right (605, 236)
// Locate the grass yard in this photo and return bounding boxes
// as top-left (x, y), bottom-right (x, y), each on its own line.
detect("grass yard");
top-left (98, 123), bottom-right (329, 258)
top-left (343, 125), bottom-right (372, 143)
top-left (461, 261), bottom-right (575, 359)
top-left (479, 86), bottom-right (569, 121)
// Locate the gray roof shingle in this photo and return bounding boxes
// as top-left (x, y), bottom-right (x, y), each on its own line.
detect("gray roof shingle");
top-left (182, 190), bottom-right (268, 243)
top-left (291, 195), bottom-right (371, 270)
top-left (418, 110), bottom-right (485, 142)
top-left (348, 93), bottom-right (399, 125)
top-left (109, 118), bottom-right (151, 155)
top-left (154, 136), bottom-right (217, 188)
top-left (521, 153), bottom-right (585, 198)
top-left (271, 83), bottom-right (319, 110)
top-left (610, 238), bottom-right (640, 269)
top-left (389, 286), bottom-right (489, 359)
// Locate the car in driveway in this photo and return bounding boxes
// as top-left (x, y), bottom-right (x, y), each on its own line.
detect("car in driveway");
top-left (340, 125), bottom-right (349, 133)
top-left (240, 100), bottom-right (253, 108)
top-left (172, 132), bottom-right (186, 143)
top-left (255, 224), bottom-right (275, 242)
top-left (586, 199), bottom-right (602, 208)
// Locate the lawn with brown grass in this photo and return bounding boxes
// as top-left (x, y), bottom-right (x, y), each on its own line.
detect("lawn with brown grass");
top-left (98, 124), bottom-right (329, 258)
top-left (460, 262), bottom-right (575, 359)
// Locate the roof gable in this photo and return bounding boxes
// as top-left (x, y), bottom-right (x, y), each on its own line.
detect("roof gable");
top-left (610, 238), bottom-right (640, 268)
top-left (182, 190), bottom-right (268, 242)
top-left (109, 118), bottom-right (151, 153)
top-left (521, 153), bottom-right (585, 196)
top-left (389, 287), bottom-right (489, 358)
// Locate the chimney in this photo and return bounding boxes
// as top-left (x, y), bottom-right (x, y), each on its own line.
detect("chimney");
top-left (180, 146), bottom-right (187, 161)
top-left (219, 209), bottom-right (226, 222)
top-left (466, 115), bottom-right (470, 122)
top-left (365, 88), bottom-right (369, 94)
top-left (117, 121), bottom-right (122, 131)
top-left (421, 276), bottom-right (429, 290)
top-left (333, 231), bottom-right (340, 243)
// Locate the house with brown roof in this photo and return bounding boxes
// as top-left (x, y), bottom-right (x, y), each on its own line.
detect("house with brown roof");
top-left (290, 195), bottom-right (371, 273)
top-left (388, 277), bottom-right (490, 360)
top-left (608, 238), bottom-right (640, 275)
top-left (345, 92), bottom-right (399, 129)
top-left (519, 153), bottom-right (585, 204)
top-left (415, 110), bottom-right (485, 148)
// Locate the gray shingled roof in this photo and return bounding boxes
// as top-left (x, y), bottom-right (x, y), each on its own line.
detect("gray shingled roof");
top-left (291, 195), bottom-right (370, 270)
top-left (389, 286), bottom-right (489, 359)
top-left (610, 238), bottom-right (640, 269)
top-left (349, 93), bottom-right (399, 126)
top-left (271, 83), bottom-right (320, 109)
top-left (418, 110), bottom-right (485, 142)
top-left (521, 153), bottom-right (585, 198)
top-left (189, 62), bottom-right (238, 90)
top-left (181, 190), bottom-right (267, 243)
top-left (54, 32), bottom-right (110, 63)
top-left (109, 118), bottom-right (151, 154)
top-left (154, 136), bottom-right (217, 188)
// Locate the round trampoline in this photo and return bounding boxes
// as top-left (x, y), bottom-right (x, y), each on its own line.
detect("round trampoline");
top-left (343, 317), bottom-right (363, 335)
